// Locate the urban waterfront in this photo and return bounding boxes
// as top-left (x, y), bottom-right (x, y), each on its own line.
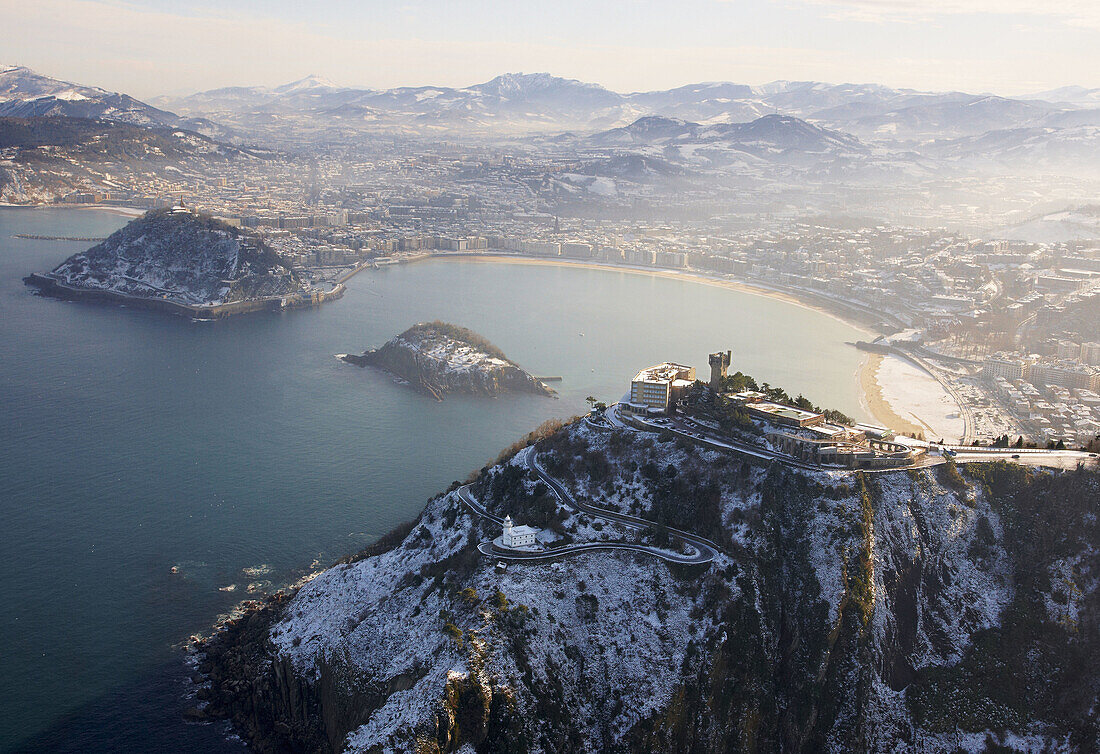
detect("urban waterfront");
top-left (0, 208), bottom-right (873, 751)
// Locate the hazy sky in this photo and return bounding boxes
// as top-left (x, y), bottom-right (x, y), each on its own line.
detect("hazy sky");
top-left (3, 0), bottom-right (1097, 97)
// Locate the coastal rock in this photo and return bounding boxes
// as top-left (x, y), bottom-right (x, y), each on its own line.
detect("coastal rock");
top-left (28, 206), bottom-right (301, 308)
top-left (196, 420), bottom-right (1100, 753)
top-left (342, 321), bottom-right (555, 400)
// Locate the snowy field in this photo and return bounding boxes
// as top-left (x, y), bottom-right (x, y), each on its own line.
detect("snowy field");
top-left (876, 355), bottom-right (965, 442)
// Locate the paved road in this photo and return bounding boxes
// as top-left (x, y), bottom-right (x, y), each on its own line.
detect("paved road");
top-left (948, 448), bottom-right (1098, 471)
top-left (628, 409), bottom-right (860, 472)
top-left (522, 448), bottom-right (718, 564)
top-left (892, 434), bottom-right (1097, 470)
top-left (456, 486), bottom-right (505, 526)
top-left (455, 449), bottom-right (717, 565)
top-left (623, 404), bottom-right (1091, 473)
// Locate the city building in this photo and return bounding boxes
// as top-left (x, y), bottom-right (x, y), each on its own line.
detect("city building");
top-left (982, 355), bottom-right (1027, 382)
top-left (728, 391), bottom-right (825, 428)
top-left (1029, 361), bottom-right (1100, 391)
top-left (627, 362), bottom-right (697, 414)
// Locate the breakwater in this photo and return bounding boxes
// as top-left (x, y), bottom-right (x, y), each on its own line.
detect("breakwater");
top-left (14, 234), bottom-right (107, 242)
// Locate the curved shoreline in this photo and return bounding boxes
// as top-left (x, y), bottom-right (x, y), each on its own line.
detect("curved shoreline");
top-left (384, 252), bottom-right (914, 429)
top-left (0, 203), bottom-right (146, 218)
top-left (398, 253), bottom-right (965, 439)
top-left (858, 354), bottom-right (927, 438)
top-left (421, 253), bottom-right (886, 334)
top-left (12, 206), bottom-right (953, 436)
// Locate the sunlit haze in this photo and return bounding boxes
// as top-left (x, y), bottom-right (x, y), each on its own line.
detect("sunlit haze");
top-left (3, 0), bottom-right (1098, 96)
top-left (2, 2), bottom-right (1099, 752)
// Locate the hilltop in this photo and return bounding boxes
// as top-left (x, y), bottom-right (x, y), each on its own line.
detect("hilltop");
top-left (26, 207), bottom-right (303, 314)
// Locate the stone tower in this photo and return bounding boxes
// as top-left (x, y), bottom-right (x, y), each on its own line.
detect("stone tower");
top-left (709, 350), bottom-right (731, 392)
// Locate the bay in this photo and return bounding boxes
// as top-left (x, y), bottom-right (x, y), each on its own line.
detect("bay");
top-left (0, 207), bottom-right (870, 751)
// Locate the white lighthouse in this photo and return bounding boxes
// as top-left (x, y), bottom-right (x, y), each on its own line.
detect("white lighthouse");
top-left (500, 515), bottom-right (538, 549)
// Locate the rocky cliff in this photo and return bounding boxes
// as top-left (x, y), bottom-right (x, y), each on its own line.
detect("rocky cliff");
top-left (194, 420), bottom-right (1100, 753)
top-left (342, 322), bottom-right (554, 400)
top-left (31, 207), bottom-right (301, 306)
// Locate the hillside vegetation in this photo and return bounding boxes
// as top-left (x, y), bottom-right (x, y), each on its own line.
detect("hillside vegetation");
top-left (197, 420), bottom-right (1100, 752)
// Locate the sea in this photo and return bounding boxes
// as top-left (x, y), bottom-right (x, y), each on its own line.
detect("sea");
top-left (0, 207), bottom-right (872, 752)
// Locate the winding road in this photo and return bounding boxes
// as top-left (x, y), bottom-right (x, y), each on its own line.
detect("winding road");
top-left (457, 446), bottom-right (717, 566)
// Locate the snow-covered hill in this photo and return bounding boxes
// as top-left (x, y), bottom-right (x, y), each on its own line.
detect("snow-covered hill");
top-left (0, 116), bottom-right (251, 203)
top-left (0, 65), bottom-right (203, 130)
top-left (195, 419), bottom-right (1100, 752)
top-left (342, 322), bottom-right (554, 400)
top-left (40, 207), bottom-right (301, 306)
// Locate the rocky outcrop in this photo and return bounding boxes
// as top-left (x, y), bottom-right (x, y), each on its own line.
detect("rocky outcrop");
top-left (28, 207), bottom-right (301, 307)
top-left (342, 322), bottom-right (554, 400)
top-left (195, 422), bottom-right (1100, 753)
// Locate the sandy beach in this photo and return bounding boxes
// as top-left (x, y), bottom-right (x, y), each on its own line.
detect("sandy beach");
top-left (0, 204), bottom-right (145, 218)
top-left (859, 353), bottom-right (965, 442)
top-left (73, 205), bottom-right (146, 218)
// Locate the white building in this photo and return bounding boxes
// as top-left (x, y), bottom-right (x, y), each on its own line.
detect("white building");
top-left (627, 362), bottom-right (697, 414)
top-left (501, 516), bottom-right (539, 549)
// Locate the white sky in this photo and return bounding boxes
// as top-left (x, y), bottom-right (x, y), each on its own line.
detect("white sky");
top-left (2, 0), bottom-right (1096, 97)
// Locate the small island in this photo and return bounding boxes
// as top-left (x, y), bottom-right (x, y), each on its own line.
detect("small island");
top-left (341, 321), bottom-right (555, 400)
top-left (25, 206), bottom-right (333, 318)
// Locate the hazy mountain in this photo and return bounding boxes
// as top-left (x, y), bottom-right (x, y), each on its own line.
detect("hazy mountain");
top-left (755, 80), bottom-right (909, 116)
top-left (0, 65), bottom-right (233, 139)
top-left (592, 113), bottom-right (865, 154)
top-left (1041, 108), bottom-right (1100, 129)
top-left (148, 85), bottom-right (274, 114)
top-left (590, 115), bottom-right (700, 145)
top-left (0, 116), bottom-right (254, 203)
top-left (472, 72), bottom-right (619, 107)
top-left (930, 125), bottom-right (1100, 176)
top-left (627, 82), bottom-right (766, 123)
top-left (156, 72), bottom-right (1090, 141)
top-left (1025, 85), bottom-right (1100, 108)
top-left (10, 64), bottom-right (1093, 164)
top-left (0, 64), bottom-right (180, 127)
top-left (841, 95), bottom-right (1058, 139)
top-left (271, 74), bottom-right (339, 95)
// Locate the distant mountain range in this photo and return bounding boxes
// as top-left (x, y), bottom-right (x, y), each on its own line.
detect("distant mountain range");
top-left (6, 64), bottom-right (1100, 148)
top-left (3, 64), bottom-right (1100, 200)
top-left (149, 71), bottom-right (1100, 142)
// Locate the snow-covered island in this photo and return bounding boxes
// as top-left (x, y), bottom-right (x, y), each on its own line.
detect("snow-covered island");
top-left (193, 415), bottom-right (1100, 753)
top-left (25, 206), bottom-right (322, 317)
top-left (341, 321), bottom-right (555, 400)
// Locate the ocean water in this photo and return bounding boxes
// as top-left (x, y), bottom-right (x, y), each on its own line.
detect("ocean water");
top-left (0, 207), bottom-right (870, 751)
